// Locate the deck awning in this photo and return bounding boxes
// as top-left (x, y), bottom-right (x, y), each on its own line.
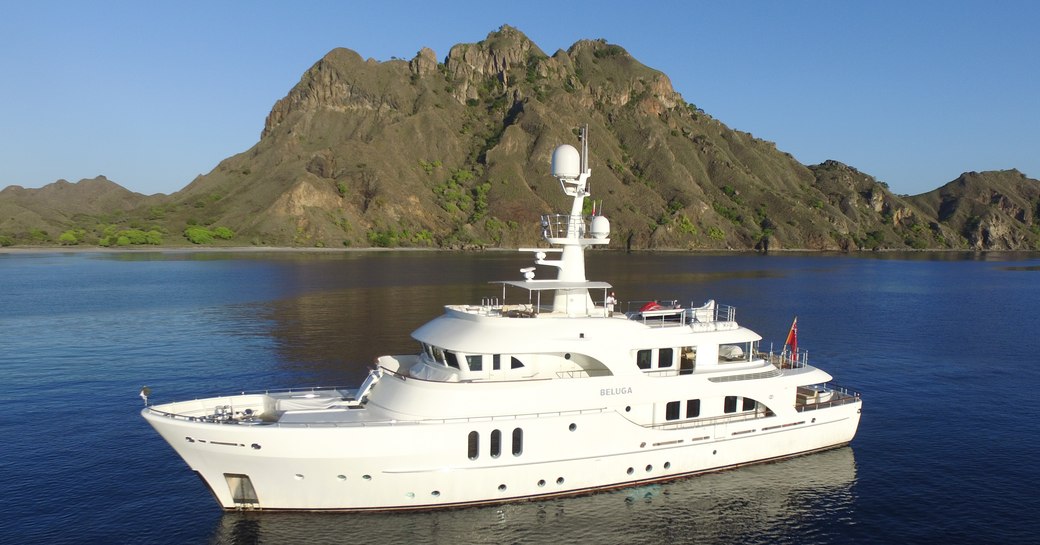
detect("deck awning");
top-left (492, 280), bottom-right (612, 291)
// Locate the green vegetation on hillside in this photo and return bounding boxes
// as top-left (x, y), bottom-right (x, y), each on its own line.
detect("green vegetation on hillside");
top-left (1, 27), bottom-right (1037, 251)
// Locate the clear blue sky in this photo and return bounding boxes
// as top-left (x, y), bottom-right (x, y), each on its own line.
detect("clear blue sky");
top-left (2, 1), bottom-right (1037, 196)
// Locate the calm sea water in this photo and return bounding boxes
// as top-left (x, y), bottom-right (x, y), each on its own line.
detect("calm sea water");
top-left (1, 249), bottom-right (1038, 544)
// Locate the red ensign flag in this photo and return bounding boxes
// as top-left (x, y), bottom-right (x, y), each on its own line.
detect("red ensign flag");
top-left (784, 317), bottom-right (798, 361)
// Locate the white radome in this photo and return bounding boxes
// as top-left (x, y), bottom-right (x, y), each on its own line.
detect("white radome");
top-left (551, 144), bottom-right (581, 180)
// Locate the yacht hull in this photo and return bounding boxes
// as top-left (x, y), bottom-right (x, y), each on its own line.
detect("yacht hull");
top-left (143, 400), bottom-right (860, 511)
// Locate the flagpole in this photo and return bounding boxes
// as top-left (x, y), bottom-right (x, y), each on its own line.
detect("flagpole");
top-left (783, 316), bottom-right (798, 365)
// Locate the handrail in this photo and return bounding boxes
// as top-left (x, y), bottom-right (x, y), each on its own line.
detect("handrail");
top-left (147, 402), bottom-right (610, 428)
top-left (649, 409), bottom-right (766, 430)
top-left (541, 214), bottom-right (588, 240)
top-left (625, 301), bottom-right (736, 327)
top-left (795, 383), bottom-right (862, 412)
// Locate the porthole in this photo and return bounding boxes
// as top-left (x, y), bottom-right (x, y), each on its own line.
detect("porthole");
top-left (498, 484), bottom-right (507, 491)
top-left (556, 477), bottom-right (565, 485)
top-left (185, 437), bottom-right (195, 443)
top-left (645, 465), bottom-right (653, 472)
top-left (537, 479), bottom-right (546, 487)
top-left (564, 353), bottom-right (571, 360)
top-left (362, 474), bottom-right (372, 480)
top-left (251, 443), bottom-right (261, 450)
top-left (712, 450), bottom-right (717, 455)
top-left (406, 492), bottom-right (415, 498)
top-left (294, 474), bottom-right (304, 480)
top-left (640, 442), bottom-right (646, 448)
top-left (431, 490), bottom-right (441, 497)
top-left (337, 474), bottom-right (346, 481)
top-left (625, 406), bottom-right (631, 412)
top-left (627, 467), bottom-right (634, 475)
top-left (812, 418), bottom-right (817, 423)
top-left (664, 462), bottom-right (671, 469)
top-left (569, 423), bottom-right (577, 432)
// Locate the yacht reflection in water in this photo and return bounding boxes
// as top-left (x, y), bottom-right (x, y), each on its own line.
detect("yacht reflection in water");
top-left (210, 447), bottom-right (857, 544)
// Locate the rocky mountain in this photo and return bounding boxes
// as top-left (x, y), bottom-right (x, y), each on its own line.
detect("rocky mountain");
top-left (2, 26), bottom-right (1038, 250)
top-left (0, 176), bottom-right (149, 244)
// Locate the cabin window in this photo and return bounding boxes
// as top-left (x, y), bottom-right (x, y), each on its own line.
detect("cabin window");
top-left (493, 354), bottom-right (501, 370)
top-left (743, 397), bottom-right (757, 412)
top-left (512, 428), bottom-right (523, 456)
top-left (510, 357), bottom-right (525, 369)
top-left (467, 431), bottom-right (479, 460)
top-left (724, 396), bottom-right (738, 414)
top-left (636, 349), bottom-right (652, 370)
top-left (686, 399), bottom-right (701, 418)
top-left (432, 346), bottom-right (445, 365)
top-left (719, 343), bottom-right (751, 362)
top-left (665, 401), bottom-right (681, 421)
top-left (658, 348), bottom-right (674, 368)
top-left (224, 473), bottom-right (258, 504)
top-left (680, 347), bottom-right (695, 374)
top-left (466, 355), bottom-right (483, 372)
top-left (445, 351), bottom-right (460, 369)
top-left (490, 429), bottom-right (502, 458)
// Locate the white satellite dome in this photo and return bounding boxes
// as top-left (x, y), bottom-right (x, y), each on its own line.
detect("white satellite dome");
top-left (591, 215), bottom-right (610, 239)
top-left (551, 144), bottom-right (581, 180)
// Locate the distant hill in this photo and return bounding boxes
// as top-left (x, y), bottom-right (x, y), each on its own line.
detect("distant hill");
top-left (2, 26), bottom-right (1038, 250)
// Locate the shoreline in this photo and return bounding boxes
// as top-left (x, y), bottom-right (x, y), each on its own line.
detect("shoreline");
top-left (2, 244), bottom-right (1038, 256)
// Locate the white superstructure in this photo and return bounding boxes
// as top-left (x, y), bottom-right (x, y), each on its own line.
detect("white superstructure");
top-left (143, 127), bottom-right (862, 511)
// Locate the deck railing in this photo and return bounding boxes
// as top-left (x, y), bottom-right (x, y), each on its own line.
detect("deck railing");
top-left (762, 349), bottom-right (810, 369)
top-left (541, 214), bottom-right (588, 240)
top-left (626, 301), bottom-right (736, 327)
top-left (796, 383), bottom-right (862, 412)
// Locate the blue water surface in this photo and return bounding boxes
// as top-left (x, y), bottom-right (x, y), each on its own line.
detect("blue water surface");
top-left (1, 250), bottom-right (1037, 544)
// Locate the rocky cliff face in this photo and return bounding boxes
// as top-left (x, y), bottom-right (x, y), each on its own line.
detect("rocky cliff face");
top-left (3, 26), bottom-right (1038, 250)
top-left (908, 169), bottom-right (1039, 250)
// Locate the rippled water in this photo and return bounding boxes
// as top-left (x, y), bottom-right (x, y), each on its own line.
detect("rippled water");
top-left (1, 250), bottom-right (1037, 544)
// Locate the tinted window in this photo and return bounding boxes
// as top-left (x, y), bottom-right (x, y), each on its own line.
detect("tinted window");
top-left (512, 428), bottom-right (523, 456)
top-left (724, 396), bottom-right (738, 413)
top-left (467, 431), bottom-right (479, 460)
top-left (490, 429), bottom-right (502, 458)
top-left (665, 401), bottom-right (680, 420)
top-left (466, 354), bottom-right (483, 371)
top-left (659, 348), bottom-right (673, 368)
top-left (686, 399), bottom-right (701, 418)
top-left (637, 349), bottom-right (652, 369)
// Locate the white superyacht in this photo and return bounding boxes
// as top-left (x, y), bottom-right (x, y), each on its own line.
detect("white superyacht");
top-left (142, 128), bottom-right (862, 511)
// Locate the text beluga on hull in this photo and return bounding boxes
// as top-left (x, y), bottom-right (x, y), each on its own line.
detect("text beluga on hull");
top-left (142, 126), bottom-right (862, 511)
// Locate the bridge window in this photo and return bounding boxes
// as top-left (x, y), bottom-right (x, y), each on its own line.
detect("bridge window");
top-left (687, 399), bottom-right (701, 418)
top-left (665, 401), bottom-right (680, 421)
top-left (466, 355), bottom-right (483, 371)
top-left (743, 397), bottom-right (757, 411)
top-left (445, 351), bottom-right (460, 369)
top-left (510, 357), bottom-right (525, 369)
top-left (636, 350), bottom-right (652, 369)
top-left (493, 354), bottom-right (501, 370)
